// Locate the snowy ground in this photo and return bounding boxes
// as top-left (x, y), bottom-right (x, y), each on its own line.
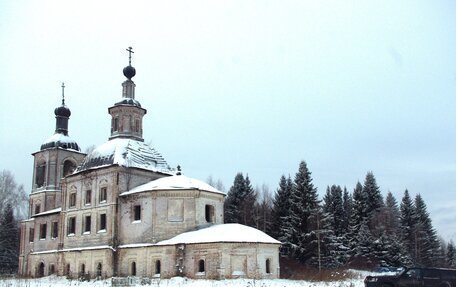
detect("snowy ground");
top-left (0, 271), bottom-right (373, 287)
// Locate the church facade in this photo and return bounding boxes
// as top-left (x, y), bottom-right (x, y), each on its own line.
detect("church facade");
top-left (18, 50), bottom-right (280, 280)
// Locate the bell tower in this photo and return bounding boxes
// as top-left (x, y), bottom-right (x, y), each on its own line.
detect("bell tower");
top-left (108, 47), bottom-right (147, 142)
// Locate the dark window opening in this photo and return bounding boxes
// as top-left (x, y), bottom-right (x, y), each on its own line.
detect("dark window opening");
top-left (113, 117), bottom-right (119, 132)
top-left (63, 160), bottom-right (76, 177)
top-left (40, 223), bottom-right (47, 239)
top-left (38, 262), bottom-right (45, 277)
top-left (34, 204), bottom-right (41, 215)
top-left (155, 260), bottom-right (161, 275)
top-left (69, 193), bottom-right (76, 207)
top-left (80, 264), bottom-right (85, 277)
top-left (205, 205), bottom-right (214, 223)
top-left (51, 222), bottom-right (58, 238)
top-left (266, 259), bottom-right (271, 274)
top-left (96, 263), bottom-right (102, 277)
top-left (35, 163), bottom-right (46, 188)
top-left (68, 217), bottom-right (76, 235)
top-left (84, 215), bottom-right (91, 233)
top-left (134, 205), bottom-right (141, 221)
top-left (66, 264), bottom-right (71, 276)
top-left (29, 228), bottom-right (34, 242)
top-left (135, 119), bottom-right (140, 133)
top-left (198, 259), bottom-right (205, 273)
top-left (85, 190), bottom-right (92, 205)
top-left (100, 187), bottom-right (107, 202)
top-left (99, 214), bottom-right (107, 231)
top-left (49, 264), bottom-right (55, 274)
top-left (131, 262), bottom-right (136, 276)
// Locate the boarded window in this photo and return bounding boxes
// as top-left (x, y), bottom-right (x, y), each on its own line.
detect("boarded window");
top-left (231, 255), bottom-right (247, 276)
top-left (168, 199), bottom-right (184, 222)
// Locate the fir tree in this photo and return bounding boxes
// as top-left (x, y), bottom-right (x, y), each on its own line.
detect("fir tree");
top-left (0, 203), bottom-right (19, 273)
top-left (271, 175), bottom-right (291, 239)
top-left (414, 194), bottom-right (439, 266)
top-left (447, 241), bottom-right (455, 267)
top-left (342, 187), bottom-right (352, 236)
top-left (224, 173), bottom-right (247, 223)
top-left (400, 189), bottom-right (417, 265)
top-left (384, 192), bottom-right (401, 235)
top-left (363, 172), bottom-right (383, 219)
top-left (293, 161), bottom-right (320, 263)
top-left (350, 181), bottom-right (366, 233)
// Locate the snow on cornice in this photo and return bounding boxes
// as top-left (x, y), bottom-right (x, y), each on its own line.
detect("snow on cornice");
top-left (120, 175), bottom-right (224, 196)
top-left (32, 207), bottom-right (62, 217)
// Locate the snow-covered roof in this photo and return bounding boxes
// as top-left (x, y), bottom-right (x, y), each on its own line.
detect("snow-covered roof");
top-left (32, 207), bottom-right (61, 217)
top-left (120, 175), bottom-right (224, 196)
top-left (156, 224), bottom-right (280, 245)
top-left (75, 138), bottom-right (173, 174)
top-left (40, 133), bottom-right (80, 151)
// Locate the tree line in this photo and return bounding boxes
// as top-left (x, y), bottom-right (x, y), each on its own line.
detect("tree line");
top-left (221, 161), bottom-right (456, 269)
top-left (0, 170), bottom-right (28, 274)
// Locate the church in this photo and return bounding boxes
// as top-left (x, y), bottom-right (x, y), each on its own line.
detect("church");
top-left (18, 49), bottom-right (280, 280)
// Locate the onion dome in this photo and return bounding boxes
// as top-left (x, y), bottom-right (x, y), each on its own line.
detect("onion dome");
top-left (54, 104), bottom-right (71, 117)
top-left (123, 65), bottom-right (136, 80)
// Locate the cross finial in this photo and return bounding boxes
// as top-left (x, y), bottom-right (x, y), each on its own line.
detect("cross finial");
top-left (126, 46), bottom-right (134, 65)
top-left (61, 82), bottom-right (66, 105)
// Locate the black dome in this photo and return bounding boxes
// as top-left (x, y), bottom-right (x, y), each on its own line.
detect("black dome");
top-left (55, 105), bottom-right (71, 117)
top-left (123, 65), bottom-right (136, 79)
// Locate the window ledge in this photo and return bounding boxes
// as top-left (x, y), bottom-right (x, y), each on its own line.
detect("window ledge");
top-left (132, 220), bottom-right (141, 224)
top-left (83, 231), bottom-right (91, 235)
top-left (97, 229), bottom-right (106, 234)
top-left (67, 233), bottom-right (75, 237)
top-left (39, 238), bottom-right (46, 241)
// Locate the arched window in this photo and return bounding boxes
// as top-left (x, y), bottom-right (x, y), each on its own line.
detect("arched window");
top-left (265, 258), bottom-right (271, 274)
top-left (155, 260), bottom-right (161, 275)
top-left (96, 263), bottom-right (102, 277)
top-left (80, 263), bottom-right (85, 277)
top-left (63, 160), bottom-right (76, 177)
top-left (35, 161), bottom-right (46, 188)
top-left (198, 259), bottom-right (205, 273)
top-left (131, 262), bottom-right (136, 276)
top-left (37, 262), bottom-right (45, 277)
top-left (113, 117), bottom-right (119, 132)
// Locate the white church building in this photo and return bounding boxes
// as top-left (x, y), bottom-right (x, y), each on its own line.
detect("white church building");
top-left (18, 49), bottom-right (280, 280)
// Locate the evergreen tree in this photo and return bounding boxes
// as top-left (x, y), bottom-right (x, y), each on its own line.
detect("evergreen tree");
top-left (271, 175), bottom-right (292, 239)
top-left (447, 241), bottom-right (455, 267)
top-left (400, 189), bottom-right (417, 265)
top-left (293, 161), bottom-right (320, 263)
top-left (350, 181), bottom-right (366, 233)
top-left (414, 194), bottom-right (439, 266)
top-left (363, 172), bottom-right (384, 220)
top-left (242, 175), bottom-right (257, 226)
top-left (224, 173), bottom-right (247, 223)
top-left (384, 192), bottom-right (401, 235)
top-left (342, 187), bottom-right (352, 236)
top-left (0, 203), bottom-right (19, 273)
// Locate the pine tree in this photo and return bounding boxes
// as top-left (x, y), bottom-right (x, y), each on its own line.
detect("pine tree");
top-left (414, 194), bottom-right (439, 266)
top-left (400, 189), bottom-right (417, 265)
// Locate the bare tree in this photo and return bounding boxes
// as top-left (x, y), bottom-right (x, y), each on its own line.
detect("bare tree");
top-left (0, 170), bottom-right (28, 220)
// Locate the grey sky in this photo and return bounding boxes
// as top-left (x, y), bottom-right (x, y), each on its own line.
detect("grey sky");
top-left (1, 1), bottom-right (455, 241)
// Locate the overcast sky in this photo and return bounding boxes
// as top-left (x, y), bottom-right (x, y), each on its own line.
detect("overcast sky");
top-left (1, 1), bottom-right (455, 241)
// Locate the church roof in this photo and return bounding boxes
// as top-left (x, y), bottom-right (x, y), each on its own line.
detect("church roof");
top-left (156, 223), bottom-right (281, 245)
top-left (120, 175), bottom-right (224, 196)
top-left (40, 133), bottom-right (81, 151)
top-left (75, 138), bottom-right (173, 174)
